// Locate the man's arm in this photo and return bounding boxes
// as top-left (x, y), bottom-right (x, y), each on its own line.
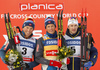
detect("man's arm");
top-left (0, 41), bottom-right (10, 63)
top-left (89, 43), bottom-right (98, 66)
top-left (84, 43), bottom-right (98, 69)
top-left (26, 44), bottom-right (39, 69)
top-left (35, 37), bottom-right (50, 65)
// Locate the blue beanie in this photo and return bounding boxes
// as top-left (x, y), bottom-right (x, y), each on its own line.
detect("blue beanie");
top-left (45, 17), bottom-right (56, 28)
top-left (22, 20), bottom-right (35, 29)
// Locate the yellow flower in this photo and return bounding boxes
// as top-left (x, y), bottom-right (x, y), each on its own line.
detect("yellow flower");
top-left (64, 52), bottom-right (67, 55)
top-left (14, 66), bottom-right (16, 68)
top-left (10, 50), bottom-right (14, 53)
top-left (69, 50), bottom-right (70, 52)
top-left (16, 65), bottom-right (19, 68)
top-left (60, 59), bottom-right (62, 62)
top-left (17, 62), bottom-right (20, 64)
top-left (11, 50), bottom-right (13, 52)
top-left (5, 55), bottom-right (9, 58)
top-left (60, 49), bottom-right (63, 52)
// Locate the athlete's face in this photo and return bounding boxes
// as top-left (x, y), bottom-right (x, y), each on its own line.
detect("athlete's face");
top-left (23, 26), bottom-right (33, 38)
top-left (46, 24), bottom-right (56, 34)
top-left (68, 24), bottom-right (78, 34)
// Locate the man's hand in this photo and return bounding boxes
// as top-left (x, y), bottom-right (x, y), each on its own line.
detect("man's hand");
top-left (62, 57), bottom-right (70, 65)
top-left (61, 64), bottom-right (68, 70)
top-left (84, 61), bottom-right (93, 69)
top-left (49, 60), bottom-right (62, 68)
top-left (21, 62), bottom-right (29, 69)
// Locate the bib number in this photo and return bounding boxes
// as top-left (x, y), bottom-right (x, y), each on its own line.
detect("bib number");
top-left (22, 47), bottom-right (27, 55)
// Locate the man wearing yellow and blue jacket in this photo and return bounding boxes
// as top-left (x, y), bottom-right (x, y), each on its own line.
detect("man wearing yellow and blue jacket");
top-left (35, 17), bottom-right (69, 70)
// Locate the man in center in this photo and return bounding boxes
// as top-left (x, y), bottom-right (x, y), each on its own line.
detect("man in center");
top-left (35, 17), bottom-right (68, 70)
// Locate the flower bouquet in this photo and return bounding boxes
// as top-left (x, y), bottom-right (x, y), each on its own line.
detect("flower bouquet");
top-left (56, 46), bottom-right (74, 60)
top-left (56, 46), bottom-right (74, 70)
top-left (4, 49), bottom-right (23, 69)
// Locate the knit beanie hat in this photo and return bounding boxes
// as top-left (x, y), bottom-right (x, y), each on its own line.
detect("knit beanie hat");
top-left (68, 17), bottom-right (78, 26)
top-left (22, 17), bottom-right (35, 29)
top-left (45, 17), bottom-right (56, 28)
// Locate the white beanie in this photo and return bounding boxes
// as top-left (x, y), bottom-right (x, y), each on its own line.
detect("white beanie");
top-left (68, 17), bottom-right (78, 26)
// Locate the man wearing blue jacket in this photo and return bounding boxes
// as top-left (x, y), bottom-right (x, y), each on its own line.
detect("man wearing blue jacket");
top-left (64, 17), bottom-right (98, 70)
top-left (0, 17), bottom-right (39, 70)
top-left (35, 16), bottom-right (69, 70)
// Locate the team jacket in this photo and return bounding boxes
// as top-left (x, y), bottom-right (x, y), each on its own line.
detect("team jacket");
top-left (35, 31), bottom-right (66, 70)
top-left (64, 28), bottom-right (98, 70)
top-left (0, 31), bottom-right (39, 70)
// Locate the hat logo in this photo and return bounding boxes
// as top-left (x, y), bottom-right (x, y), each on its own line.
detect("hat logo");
top-left (24, 24), bottom-right (25, 26)
top-left (48, 21), bottom-right (51, 23)
top-left (29, 23), bottom-right (32, 26)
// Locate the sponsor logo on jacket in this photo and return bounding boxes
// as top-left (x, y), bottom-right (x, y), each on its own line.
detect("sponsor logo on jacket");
top-left (20, 41), bottom-right (33, 47)
top-left (44, 39), bottom-right (57, 46)
top-left (46, 50), bottom-right (58, 56)
top-left (66, 39), bottom-right (80, 46)
top-left (20, 39), bottom-right (36, 48)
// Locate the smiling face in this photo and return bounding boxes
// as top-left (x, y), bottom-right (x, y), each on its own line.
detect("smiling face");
top-left (23, 26), bottom-right (34, 38)
top-left (68, 24), bottom-right (78, 34)
top-left (46, 24), bottom-right (56, 34)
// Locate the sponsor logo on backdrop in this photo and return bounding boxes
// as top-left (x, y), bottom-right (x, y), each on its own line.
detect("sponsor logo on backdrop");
top-left (19, 3), bottom-right (64, 11)
top-left (1, 13), bottom-right (88, 19)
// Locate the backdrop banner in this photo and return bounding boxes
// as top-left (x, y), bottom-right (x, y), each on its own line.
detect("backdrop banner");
top-left (0, 0), bottom-right (99, 70)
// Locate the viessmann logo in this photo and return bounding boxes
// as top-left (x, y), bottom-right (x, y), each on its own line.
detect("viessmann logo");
top-left (19, 3), bottom-right (64, 11)
top-left (46, 50), bottom-right (58, 56)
